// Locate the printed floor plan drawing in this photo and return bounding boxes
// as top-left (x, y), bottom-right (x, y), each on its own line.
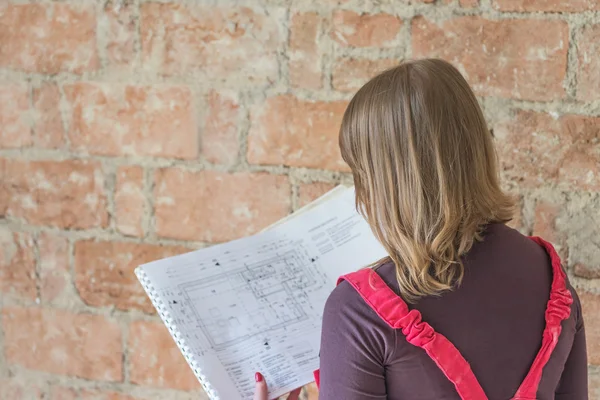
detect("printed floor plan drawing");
top-left (180, 247), bottom-right (327, 351)
top-left (136, 187), bottom-right (390, 399)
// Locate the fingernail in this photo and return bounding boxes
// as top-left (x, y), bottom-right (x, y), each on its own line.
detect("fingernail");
top-left (255, 372), bottom-right (263, 382)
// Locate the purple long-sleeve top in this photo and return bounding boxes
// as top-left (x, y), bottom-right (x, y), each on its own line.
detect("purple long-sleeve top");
top-left (318, 223), bottom-right (587, 399)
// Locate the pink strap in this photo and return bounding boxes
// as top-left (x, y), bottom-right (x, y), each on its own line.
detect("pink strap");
top-left (339, 269), bottom-right (488, 400)
top-left (512, 237), bottom-right (573, 399)
top-left (337, 236), bottom-right (572, 400)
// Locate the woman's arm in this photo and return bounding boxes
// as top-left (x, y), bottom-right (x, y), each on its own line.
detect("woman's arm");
top-left (555, 289), bottom-right (588, 399)
top-left (318, 280), bottom-right (393, 399)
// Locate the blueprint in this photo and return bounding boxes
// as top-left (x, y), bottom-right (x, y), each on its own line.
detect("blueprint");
top-left (136, 186), bottom-right (388, 400)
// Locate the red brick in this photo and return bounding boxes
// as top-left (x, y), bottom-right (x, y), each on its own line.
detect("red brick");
top-left (203, 90), bottom-right (241, 165)
top-left (80, 390), bottom-right (144, 400)
top-left (0, 158), bottom-right (109, 229)
top-left (49, 387), bottom-right (77, 400)
top-left (290, 13), bottom-right (323, 89)
top-left (38, 232), bottom-right (70, 304)
top-left (532, 202), bottom-right (561, 244)
top-left (141, 4), bottom-right (280, 82)
top-left (577, 24), bottom-right (600, 101)
top-left (494, 111), bottom-right (600, 191)
top-left (412, 17), bottom-right (568, 101)
top-left (558, 116), bottom-right (600, 191)
top-left (248, 95), bottom-right (349, 170)
top-left (332, 58), bottom-right (398, 92)
top-left (580, 291), bottom-right (600, 365)
top-left (574, 263), bottom-right (600, 279)
top-left (155, 169), bottom-right (290, 242)
top-left (3, 307), bottom-right (123, 381)
top-left (298, 182), bottom-right (336, 207)
top-left (0, 379), bottom-right (42, 399)
top-left (33, 83), bottom-right (65, 149)
top-left (74, 240), bottom-right (188, 313)
top-left (115, 166), bottom-right (145, 237)
top-left (331, 11), bottom-right (402, 48)
top-left (128, 320), bottom-right (199, 390)
top-left (590, 369), bottom-right (600, 399)
top-left (1, 83), bottom-right (64, 149)
top-left (0, 3), bottom-right (98, 74)
top-left (0, 229), bottom-right (36, 301)
top-left (64, 83), bottom-right (197, 159)
top-left (0, 84), bottom-right (32, 148)
top-left (532, 201), bottom-right (569, 260)
top-left (102, 1), bottom-right (136, 66)
top-left (492, 0), bottom-right (600, 11)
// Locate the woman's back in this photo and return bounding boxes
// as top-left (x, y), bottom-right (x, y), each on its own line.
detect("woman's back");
top-left (314, 58), bottom-right (587, 400)
top-left (319, 223), bottom-right (587, 399)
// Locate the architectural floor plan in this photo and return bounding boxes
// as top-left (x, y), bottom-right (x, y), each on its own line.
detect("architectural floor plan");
top-left (181, 247), bottom-right (325, 352)
top-left (136, 187), bottom-right (388, 399)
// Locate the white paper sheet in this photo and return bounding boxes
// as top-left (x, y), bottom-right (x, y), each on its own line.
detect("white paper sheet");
top-left (136, 186), bottom-right (387, 399)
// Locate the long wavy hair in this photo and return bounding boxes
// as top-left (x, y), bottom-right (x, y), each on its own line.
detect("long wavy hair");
top-left (339, 58), bottom-right (515, 303)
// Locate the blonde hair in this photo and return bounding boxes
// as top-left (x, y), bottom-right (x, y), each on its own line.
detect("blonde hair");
top-left (339, 58), bottom-right (515, 302)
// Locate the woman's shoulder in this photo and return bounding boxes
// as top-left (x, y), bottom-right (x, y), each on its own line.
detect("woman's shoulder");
top-left (323, 277), bottom-right (362, 316)
top-left (322, 264), bottom-right (398, 361)
top-left (324, 262), bottom-right (398, 319)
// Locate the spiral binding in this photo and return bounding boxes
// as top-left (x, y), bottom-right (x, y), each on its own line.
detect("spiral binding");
top-left (135, 267), bottom-right (220, 400)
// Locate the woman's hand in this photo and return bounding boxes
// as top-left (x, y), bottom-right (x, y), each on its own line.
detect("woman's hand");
top-left (253, 372), bottom-right (302, 400)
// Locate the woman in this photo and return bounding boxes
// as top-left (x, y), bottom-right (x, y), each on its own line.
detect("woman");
top-left (254, 59), bottom-right (587, 399)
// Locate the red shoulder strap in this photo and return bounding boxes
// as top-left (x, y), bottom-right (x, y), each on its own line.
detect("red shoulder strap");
top-left (512, 237), bottom-right (573, 399)
top-left (336, 236), bottom-right (572, 400)
top-left (338, 268), bottom-right (488, 400)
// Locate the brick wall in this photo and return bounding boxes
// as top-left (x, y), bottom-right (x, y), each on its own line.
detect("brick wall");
top-left (0, 0), bottom-right (599, 399)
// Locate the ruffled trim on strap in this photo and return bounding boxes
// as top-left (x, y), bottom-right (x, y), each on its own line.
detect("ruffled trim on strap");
top-left (337, 236), bottom-right (573, 400)
top-left (338, 269), bottom-right (488, 400)
top-left (513, 237), bottom-right (573, 399)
